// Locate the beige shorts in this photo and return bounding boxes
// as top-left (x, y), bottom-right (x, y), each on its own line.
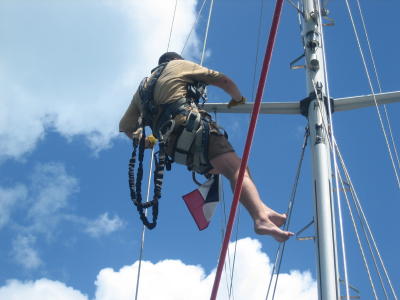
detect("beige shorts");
top-left (208, 132), bottom-right (235, 160)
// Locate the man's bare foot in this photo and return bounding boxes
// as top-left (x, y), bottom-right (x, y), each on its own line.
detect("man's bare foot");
top-left (254, 218), bottom-right (294, 242)
top-left (269, 212), bottom-right (287, 228)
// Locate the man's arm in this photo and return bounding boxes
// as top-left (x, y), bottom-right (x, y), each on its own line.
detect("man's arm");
top-left (119, 92), bottom-right (141, 139)
top-left (208, 74), bottom-right (243, 102)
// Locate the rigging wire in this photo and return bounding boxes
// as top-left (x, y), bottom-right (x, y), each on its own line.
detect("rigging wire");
top-left (265, 128), bottom-right (309, 300)
top-left (210, 1), bottom-right (285, 298)
top-left (311, 76), bottom-right (351, 300)
top-left (251, 0), bottom-right (266, 101)
top-left (336, 152), bottom-right (389, 300)
top-left (343, 0), bottom-right (400, 189)
top-left (214, 119), bottom-right (236, 300)
top-left (354, 0), bottom-right (400, 181)
top-left (312, 81), bottom-right (396, 300)
top-left (167, 0), bottom-right (179, 52)
top-left (181, 0), bottom-right (208, 55)
top-left (134, 0), bottom-right (177, 296)
top-left (335, 163), bottom-right (379, 300)
top-left (134, 148), bottom-right (156, 300)
top-left (226, 0), bottom-right (268, 297)
top-left (200, 0), bottom-right (215, 65)
top-left (335, 142), bottom-right (398, 300)
top-left (213, 111), bottom-right (240, 300)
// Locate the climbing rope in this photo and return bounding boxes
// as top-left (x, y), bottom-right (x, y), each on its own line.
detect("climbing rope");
top-left (344, 0), bottom-right (400, 189)
top-left (265, 127), bottom-right (308, 300)
top-left (210, 1), bottom-right (285, 298)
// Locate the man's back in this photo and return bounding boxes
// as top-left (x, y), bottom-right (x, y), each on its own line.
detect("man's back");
top-left (152, 60), bottom-right (222, 105)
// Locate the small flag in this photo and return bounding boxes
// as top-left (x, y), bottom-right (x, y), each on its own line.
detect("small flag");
top-left (182, 175), bottom-right (220, 230)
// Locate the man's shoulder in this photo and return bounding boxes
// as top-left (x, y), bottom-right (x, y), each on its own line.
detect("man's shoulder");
top-left (168, 59), bottom-right (205, 71)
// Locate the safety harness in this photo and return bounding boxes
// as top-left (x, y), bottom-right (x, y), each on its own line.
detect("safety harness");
top-left (129, 61), bottom-right (214, 229)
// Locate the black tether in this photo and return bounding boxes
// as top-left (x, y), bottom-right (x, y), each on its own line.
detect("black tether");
top-left (128, 130), bottom-right (167, 229)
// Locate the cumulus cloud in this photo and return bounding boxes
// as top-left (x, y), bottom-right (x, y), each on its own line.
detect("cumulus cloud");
top-left (95, 238), bottom-right (317, 299)
top-left (84, 213), bottom-right (124, 238)
top-left (0, 238), bottom-right (317, 299)
top-left (0, 279), bottom-right (87, 300)
top-left (0, 0), bottom-right (200, 160)
top-left (12, 234), bottom-right (42, 270)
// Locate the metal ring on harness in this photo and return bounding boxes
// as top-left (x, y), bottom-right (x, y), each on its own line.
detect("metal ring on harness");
top-left (157, 119), bottom-right (175, 142)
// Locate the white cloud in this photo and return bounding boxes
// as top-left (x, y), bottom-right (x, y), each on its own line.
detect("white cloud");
top-left (85, 213), bottom-right (124, 238)
top-left (5, 162), bottom-right (79, 269)
top-left (0, 0), bottom-right (200, 160)
top-left (28, 162), bottom-right (79, 234)
top-left (0, 279), bottom-right (87, 300)
top-left (12, 234), bottom-right (42, 270)
top-left (94, 238), bottom-right (317, 299)
top-left (3, 162), bottom-right (124, 269)
top-left (0, 184), bottom-right (27, 229)
top-left (1, 238), bottom-right (316, 299)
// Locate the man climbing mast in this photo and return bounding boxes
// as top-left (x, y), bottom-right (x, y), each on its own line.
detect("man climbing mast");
top-left (119, 52), bottom-right (293, 242)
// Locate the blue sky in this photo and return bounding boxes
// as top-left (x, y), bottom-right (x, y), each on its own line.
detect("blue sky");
top-left (0, 0), bottom-right (399, 299)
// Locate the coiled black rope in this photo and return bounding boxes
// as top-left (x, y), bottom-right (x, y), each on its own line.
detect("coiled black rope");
top-left (128, 130), bottom-right (167, 229)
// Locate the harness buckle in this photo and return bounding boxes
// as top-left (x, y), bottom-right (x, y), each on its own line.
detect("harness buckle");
top-left (157, 119), bottom-right (175, 141)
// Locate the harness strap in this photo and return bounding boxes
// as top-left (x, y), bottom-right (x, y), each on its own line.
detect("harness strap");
top-left (139, 62), bottom-right (169, 127)
top-left (154, 98), bottom-right (189, 139)
top-left (174, 111), bottom-right (201, 165)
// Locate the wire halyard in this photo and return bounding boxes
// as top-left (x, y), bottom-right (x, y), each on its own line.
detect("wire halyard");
top-left (167, 0), bottom-right (178, 52)
top-left (312, 86), bottom-right (398, 299)
top-left (354, 0), bottom-right (400, 187)
top-left (335, 142), bottom-right (399, 300)
top-left (336, 167), bottom-right (379, 299)
top-left (313, 0), bottom-right (352, 296)
top-left (311, 77), bottom-right (351, 300)
top-left (134, 147), bottom-right (156, 300)
top-left (181, 0), bottom-right (208, 55)
top-left (344, 0), bottom-right (400, 189)
top-left (213, 110), bottom-right (240, 300)
top-left (265, 128), bottom-right (309, 300)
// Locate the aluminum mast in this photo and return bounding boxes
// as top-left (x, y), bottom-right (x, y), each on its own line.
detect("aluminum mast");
top-left (301, 0), bottom-right (340, 298)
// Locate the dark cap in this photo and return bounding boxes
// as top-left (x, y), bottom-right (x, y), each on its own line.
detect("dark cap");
top-left (158, 52), bottom-right (183, 65)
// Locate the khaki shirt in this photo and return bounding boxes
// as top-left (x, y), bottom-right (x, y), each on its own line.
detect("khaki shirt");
top-left (119, 60), bottom-right (224, 136)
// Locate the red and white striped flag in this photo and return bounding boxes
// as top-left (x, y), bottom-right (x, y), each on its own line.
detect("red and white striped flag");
top-left (182, 175), bottom-right (220, 230)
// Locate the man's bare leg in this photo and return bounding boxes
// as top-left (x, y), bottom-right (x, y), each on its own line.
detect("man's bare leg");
top-left (210, 152), bottom-right (294, 242)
